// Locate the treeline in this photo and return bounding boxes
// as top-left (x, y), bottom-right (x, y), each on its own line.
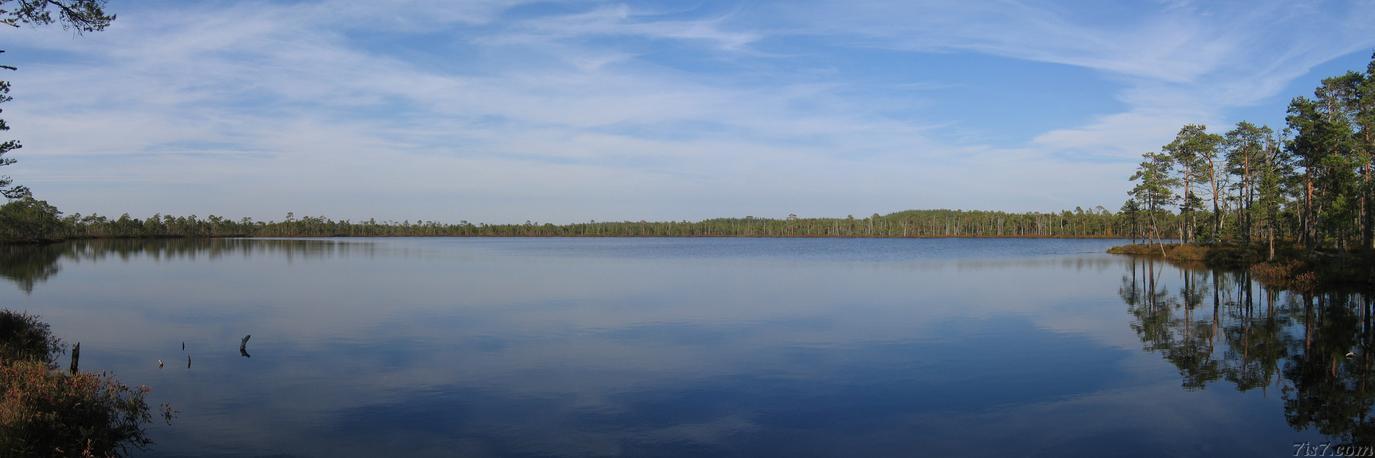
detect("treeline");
top-left (0, 198), bottom-right (1167, 242)
top-left (1126, 53), bottom-right (1375, 258)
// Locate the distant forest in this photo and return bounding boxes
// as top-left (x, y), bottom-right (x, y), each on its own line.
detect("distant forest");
top-left (0, 204), bottom-right (1158, 241)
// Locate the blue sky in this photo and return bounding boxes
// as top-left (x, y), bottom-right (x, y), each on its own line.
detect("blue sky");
top-left (3, 0), bottom-right (1374, 223)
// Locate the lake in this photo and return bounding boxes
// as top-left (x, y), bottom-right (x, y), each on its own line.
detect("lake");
top-left (0, 237), bottom-right (1368, 457)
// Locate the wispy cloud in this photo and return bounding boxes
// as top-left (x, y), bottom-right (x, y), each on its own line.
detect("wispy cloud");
top-left (512, 4), bottom-right (759, 50)
top-left (2, 0), bottom-right (1372, 222)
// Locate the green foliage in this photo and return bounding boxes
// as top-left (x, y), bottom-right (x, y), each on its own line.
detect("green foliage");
top-left (0, 309), bottom-right (61, 367)
top-left (1164, 124), bottom-right (1224, 187)
top-left (1129, 152), bottom-right (1180, 247)
top-left (1127, 52), bottom-right (1375, 254)
top-left (1223, 121), bottom-right (1273, 242)
top-left (0, 0), bottom-right (115, 32)
top-left (1164, 124), bottom-right (1226, 243)
top-left (1286, 70), bottom-right (1367, 249)
top-left (1119, 198), bottom-right (1142, 242)
top-left (0, 196), bottom-right (65, 242)
top-left (1130, 152), bottom-right (1178, 212)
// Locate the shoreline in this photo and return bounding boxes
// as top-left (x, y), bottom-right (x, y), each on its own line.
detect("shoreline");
top-left (2, 234), bottom-right (1135, 245)
top-left (1106, 242), bottom-right (1375, 292)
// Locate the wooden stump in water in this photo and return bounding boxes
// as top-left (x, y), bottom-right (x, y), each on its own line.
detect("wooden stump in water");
top-left (69, 342), bottom-right (79, 374)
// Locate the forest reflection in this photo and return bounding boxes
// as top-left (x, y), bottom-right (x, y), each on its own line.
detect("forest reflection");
top-left (0, 238), bottom-right (373, 293)
top-left (1121, 257), bottom-right (1375, 446)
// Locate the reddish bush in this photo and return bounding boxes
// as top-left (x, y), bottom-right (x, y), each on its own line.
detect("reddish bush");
top-left (1250, 260), bottom-right (1316, 292)
top-left (0, 360), bottom-right (155, 457)
top-left (1, 309), bottom-right (161, 457)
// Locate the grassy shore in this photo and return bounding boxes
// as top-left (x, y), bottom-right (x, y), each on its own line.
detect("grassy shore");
top-left (1107, 242), bottom-right (1375, 291)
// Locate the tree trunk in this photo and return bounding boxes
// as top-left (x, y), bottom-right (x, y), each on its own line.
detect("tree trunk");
top-left (1183, 177), bottom-right (1192, 244)
top-left (1209, 157), bottom-right (1221, 241)
top-left (1268, 220), bottom-right (1276, 261)
top-left (69, 342), bottom-right (80, 374)
top-left (1364, 161), bottom-right (1373, 252)
top-left (1149, 211), bottom-right (1166, 257)
top-left (1305, 176), bottom-right (1315, 251)
top-left (1243, 151), bottom-right (1252, 245)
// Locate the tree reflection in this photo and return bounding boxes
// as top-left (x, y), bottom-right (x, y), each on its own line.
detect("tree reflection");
top-left (1120, 257), bottom-right (1375, 445)
top-left (0, 244), bottom-right (65, 294)
top-left (0, 238), bottom-right (374, 293)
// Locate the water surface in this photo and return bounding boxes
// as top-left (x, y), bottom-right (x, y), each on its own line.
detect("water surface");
top-left (1, 238), bottom-right (1366, 457)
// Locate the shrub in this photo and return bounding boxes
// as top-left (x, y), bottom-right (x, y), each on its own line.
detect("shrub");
top-left (0, 309), bottom-right (163, 457)
top-left (1250, 260), bottom-right (1316, 292)
top-left (1106, 243), bottom-right (1169, 255)
top-left (0, 360), bottom-right (154, 457)
top-left (0, 309), bottom-right (62, 367)
top-left (1169, 244), bottom-right (1210, 261)
top-left (1200, 244), bottom-right (1256, 268)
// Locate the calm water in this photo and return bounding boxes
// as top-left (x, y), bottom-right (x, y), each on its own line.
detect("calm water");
top-left (1, 237), bottom-right (1370, 457)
